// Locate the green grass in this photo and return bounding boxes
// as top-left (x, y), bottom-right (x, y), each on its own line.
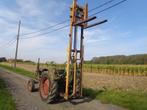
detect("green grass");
top-left (0, 63), bottom-right (34, 78)
top-left (0, 78), bottom-right (16, 110)
top-left (83, 88), bottom-right (147, 110)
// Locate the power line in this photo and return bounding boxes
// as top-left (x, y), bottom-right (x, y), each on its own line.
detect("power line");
top-left (0, 38), bottom-right (16, 49)
top-left (20, 19), bottom-right (69, 37)
top-left (19, 0), bottom-right (116, 37)
top-left (0, 37), bottom-right (16, 48)
top-left (13, 0), bottom-right (127, 39)
top-left (89, 0), bottom-right (116, 12)
top-left (20, 24), bottom-right (69, 39)
top-left (6, 39), bottom-right (16, 48)
top-left (20, 0), bottom-right (114, 39)
top-left (0, 22), bottom-right (69, 47)
top-left (0, 0), bottom-right (128, 59)
top-left (18, 0), bottom-right (119, 38)
top-left (90, 0), bottom-right (127, 16)
top-left (21, 0), bottom-right (127, 39)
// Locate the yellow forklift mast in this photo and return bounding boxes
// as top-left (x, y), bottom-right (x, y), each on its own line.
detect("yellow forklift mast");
top-left (65, 0), bottom-right (107, 100)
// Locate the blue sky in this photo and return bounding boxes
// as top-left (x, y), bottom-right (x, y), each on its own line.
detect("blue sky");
top-left (0, 0), bottom-right (147, 63)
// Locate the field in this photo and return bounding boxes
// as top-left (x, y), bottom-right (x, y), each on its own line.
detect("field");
top-left (2, 62), bottom-right (147, 91)
top-left (83, 64), bottom-right (147, 76)
top-left (40, 63), bottom-right (147, 76)
top-left (4, 62), bottom-right (147, 76)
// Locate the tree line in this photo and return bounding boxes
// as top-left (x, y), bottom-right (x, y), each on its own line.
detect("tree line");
top-left (85, 54), bottom-right (147, 65)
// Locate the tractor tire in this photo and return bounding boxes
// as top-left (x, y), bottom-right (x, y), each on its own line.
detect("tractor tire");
top-left (27, 79), bottom-right (35, 92)
top-left (39, 70), bottom-right (58, 103)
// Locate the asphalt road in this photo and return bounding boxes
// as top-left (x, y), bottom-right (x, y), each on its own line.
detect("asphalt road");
top-left (0, 68), bottom-right (128, 110)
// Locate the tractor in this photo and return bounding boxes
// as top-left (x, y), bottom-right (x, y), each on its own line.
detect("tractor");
top-left (27, 0), bottom-right (107, 103)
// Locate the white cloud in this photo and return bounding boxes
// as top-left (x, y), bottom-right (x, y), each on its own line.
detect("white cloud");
top-left (16, 0), bottom-right (42, 16)
top-left (84, 27), bottom-right (132, 44)
top-left (0, 0), bottom-right (69, 62)
top-left (85, 29), bottom-right (110, 44)
top-left (84, 27), bottom-right (134, 60)
top-left (0, 8), bottom-right (20, 21)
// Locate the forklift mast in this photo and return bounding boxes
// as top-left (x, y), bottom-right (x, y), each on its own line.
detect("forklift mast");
top-left (65, 0), bottom-right (88, 99)
top-left (65, 0), bottom-right (107, 100)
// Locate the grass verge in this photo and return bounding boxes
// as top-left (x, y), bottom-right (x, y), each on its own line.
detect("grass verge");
top-left (83, 88), bottom-right (147, 110)
top-left (0, 63), bottom-right (34, 78)
top-left (0, 78), bottom-right (16, 110)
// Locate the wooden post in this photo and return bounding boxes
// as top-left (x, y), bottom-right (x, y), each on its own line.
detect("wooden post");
top-left (14, 20), bottom-right (21, 68)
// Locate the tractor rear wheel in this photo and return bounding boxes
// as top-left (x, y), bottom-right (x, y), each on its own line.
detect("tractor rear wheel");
top-left (39, 71), bottom-right (58, 103)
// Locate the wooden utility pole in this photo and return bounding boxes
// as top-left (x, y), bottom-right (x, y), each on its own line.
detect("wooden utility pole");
top-left (14, 20), bottom-right (21, 68)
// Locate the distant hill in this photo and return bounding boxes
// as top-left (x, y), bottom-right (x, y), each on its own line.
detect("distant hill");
top-left (85, 54), bottom-right (147, 65)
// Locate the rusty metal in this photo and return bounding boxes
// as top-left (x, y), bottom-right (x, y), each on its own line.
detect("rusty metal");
top-left (40, 77), bottom-right (50, 99)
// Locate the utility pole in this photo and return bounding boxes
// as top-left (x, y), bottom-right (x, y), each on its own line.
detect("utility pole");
top-left (14, 20), bottom-right (21, 68)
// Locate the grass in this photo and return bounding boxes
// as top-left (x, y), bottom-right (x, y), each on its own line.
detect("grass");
top-left (83, 88), bottom-right (147, 110)
top-left (0, 63), bottom-right (147, 110)
top-left (0, 63), bottom-right (34, 78)
top-left (0, 78), bottom-right (16, 110)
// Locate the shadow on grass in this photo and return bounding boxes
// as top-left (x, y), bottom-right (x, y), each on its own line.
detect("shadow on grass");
top-left (83, 88), bottom-right (104, 99)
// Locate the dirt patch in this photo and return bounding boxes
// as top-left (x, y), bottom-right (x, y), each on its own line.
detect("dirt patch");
top-left (83, 73), bottom-right (147, 92)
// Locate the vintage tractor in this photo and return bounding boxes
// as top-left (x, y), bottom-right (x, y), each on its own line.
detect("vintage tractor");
top-left (27, 0), bottom-right (107, 103)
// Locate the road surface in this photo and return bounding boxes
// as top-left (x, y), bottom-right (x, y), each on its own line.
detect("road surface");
top-left (0, 68), bottom-right (128, 110)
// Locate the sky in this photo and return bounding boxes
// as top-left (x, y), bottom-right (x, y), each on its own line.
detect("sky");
top-left (0, 0), bottom-right (147, 63)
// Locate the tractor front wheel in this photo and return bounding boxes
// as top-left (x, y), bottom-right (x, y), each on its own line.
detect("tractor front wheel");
top-left (27, 79), bottom-right (35, 92)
